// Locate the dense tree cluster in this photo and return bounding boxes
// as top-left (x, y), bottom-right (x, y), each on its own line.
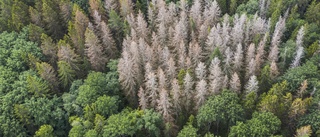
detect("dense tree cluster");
top-left (0, 0), bottom-right (320, 136)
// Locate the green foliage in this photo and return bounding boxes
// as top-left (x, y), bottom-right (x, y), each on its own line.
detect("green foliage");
top-left (0, 66), bottom-right (17, 94)
top-left (209, 47), bottom-right (223, 63)
top-left (58, 61), bottom-right (76, 88)
top-left (92, 95), bottom-right (119, 118)
top-left (306, 0), bottom-right (320, 26)
top-left (242, 91), bottom-right (258, 116)
top-left (229, 112), bottom-right (281, 137)
top-left (11, 0), bottom-right (30, 31)
top-left (108, 9), bottom-right (124, 47)
top-left (177, 124), bottom-right (198, 137)
top-left (298, 110), bottom-right (320, 135)
top-left (280, 61), bottom-right (319, 92)
top-left (0, 30), bottom-right (42, 72)
top-left (103, 109), bottom-right (162, 137)
top-left (236, 0), bottom-right (259, 15)
top-left (197, 90), bottom-right (244, 134)
top-left (258, 81), bottom-right (292, 119)
top-left (279, 40), bottom-right (297, 69)
top-left (34, 124), bottom-right (54, 137)
top-left (27, 75), bottom-right (50, 97)
top-left (72, 0), bottom-right (89, 13)
top-left (259, 65), bottom-right (272, 93)
top-left (306, 41), bottom-right (319, 57)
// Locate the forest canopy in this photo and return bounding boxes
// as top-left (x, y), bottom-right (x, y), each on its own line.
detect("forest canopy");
top-left (0, 0), bottom-right (320, 137)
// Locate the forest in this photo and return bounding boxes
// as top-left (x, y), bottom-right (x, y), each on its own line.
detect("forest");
top-left (0, 0), bottom-right (319, 136)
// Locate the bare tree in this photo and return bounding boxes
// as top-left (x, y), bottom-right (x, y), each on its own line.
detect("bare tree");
top-left (203, 0), bottom-right (221, 27)
top-left (105, 0), bottom-right (118, 12)
top-left (233, 43), bottom-right (244, 71)
top-left (138, 87), bottom-right (148, 110)
top-left (223, 47), bottom-right (233, 75)
top-left (255, 33), bottom-right (268, 74)
top-left (85, 27), bottom-right (107, 71)
top-left (230, 72), bottom-right (241, 94)
top-left (171, 79), bottom-right (181, 113)
top-left (291, 26), bottom-right (305, 68)
top-left (209, 57), bottom-right (223, 94)
top-left (270, 60), bottom-right (279, 79)
top-left (190, 0), bottom-right (202, 29)
top-left (136, 10), bottom-right (149, 40)
top-left (195, 79), bottom-right (208, 110)
top-left (166, 57), bottom-right (177, 82)
top-left (245, 75), bottom-right (259, 94)
top-left (195, 62), bottom-right (207, 80)
top-left (118, 51), bottom-right (137, 98)
top-left (158, 67), bottom-right (167, 90)
top-left (145, 71), bottom-right (158, 108)
top-left (183, 72), bottom-right (194, 110)
top-left (189, 42), bottom-right (203, 66)
top-left (269, 16), bottom-right (286, 62)
top-left (157, 88), bottom-right (173, 123)
top-left (157, 88), bottom-right (173, 122)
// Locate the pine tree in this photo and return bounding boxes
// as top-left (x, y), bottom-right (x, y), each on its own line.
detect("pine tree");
top-left (59, 0), bottom-right (72, 24)
top-left (119, 0), bottom-right (133, 17)
top-left (57, 40), bottom-right (80, 71)
top-left (104, 0), bottom-right (118, 12)
top-left (246, 58), bottom-right (256, 79)
top-left (29, 6), bottom-right (42, 27)
top-left (118, 51), bottom-right (137, 100)
top-left (167, 57), bottom-right (177, 83)
top-left (157, 21), bottom-right (167, 46)
top-left (198, 24), bottom-right (209, 47)
top-left (157, 88), bottom-right (173, 123)
top-left (195, 79), bottom-right (207, 110)
top-left (138, 87), bottom-right (148, 110)
top-left (36, 62), bottom-right (59, 92)
top-left (224, 47), bottom-right (233, 75)
top-left (209, 57), bottom-right (223, 94)
top-left (195, 62), bottom-right (207, 80)
top-left (69, 5), bottom-right (89, 57)
top-left (245, 75), bottom-right (259, 94)
top-left (136, 10), bottom-right (149, 41)
top-left (171, 78), bottom-right (181, 113)
top-left (100, 21), bottom-right (118, 59)
top-left (270, 60), bottom-right (279, 79)
top-left (40, 34), bottom-right (57, 64)
top-left (291, 26), bottom-right (305, 68)
top-left (268, 16), bottom-right (286, 62)
top-left (41, 0), bottom-right (64, 39)
top-left (11, 0), bottom-right (30, 31)
top-left (255, 33), bottom-right (268, 74)
top-left (27, 75), bottom-right (50, 97)
top-left (145, 71), bottom-right (158, 108)
top-left (190, 0), bottom-right (202, 29)
top-left (57, 61), bottom-right (76, 88)
top-left (84, 26), bottom-right (107, 71)
top-left (297, 80), bottom-right (308, 98)
top-left (183, 72), bottom-right (194, 111)
top-left (203, 0), bottom-right (221, 27)
top-left (158, 67), bottom-right (167, 90)
top-left (246, 43), bottom-right (256, 65)
top-left (230, 72), bottom-right (241, 94)
top-left (231, 14), bottom-right (246, 46)
top-left (233, 43), bottom-right (244, 71)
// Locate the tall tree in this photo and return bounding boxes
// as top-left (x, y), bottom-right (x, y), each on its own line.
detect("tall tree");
top-left (41, 0), bottom-right (64, 39)
top-left (40, 34), bottom-right (57, 64)
top-left (36, 62), bottom-right (59, 92)
top-left (57, 61), bottom-right (76, 88)
top-left (11, 0), bottom-right (30, 31)
top-left (85, 26), bottom-right (107, 71)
